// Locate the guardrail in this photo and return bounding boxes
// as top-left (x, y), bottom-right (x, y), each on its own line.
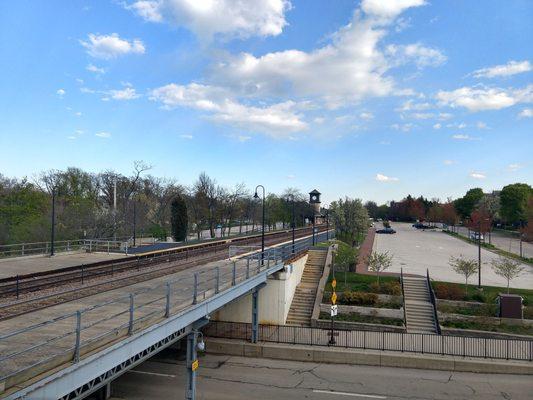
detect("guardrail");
top-left (426, 269), bottom-right (441, 335)
top-left (0, 230), bottom-right (334, 391)
top-left (205, 321), bottom-right (533, 362)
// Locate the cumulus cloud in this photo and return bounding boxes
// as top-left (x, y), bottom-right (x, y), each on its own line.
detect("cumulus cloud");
top-left (360, 112), bottom-right (374, 120)
top-left (149, 83), bottom-right (308, 136)
top-left (361, 0), bottom-right (426, 19)
top-left (95, 132), bottom-right (111, 138)
top-left (470, 172), bottom-right (486, 179)
top-left (386, 43), bottom-right (446, 68)
top-left (179, 134), bottom-right (193, 139)
top-left (436, 85), bottom-right (533, 111)
top-left (108, 87), bottom-right (140, 100)
top-left (507, 163), bottom-right (522, 172)
top-left (86, 64), bottom-right (105, 74)
top-left (452, 134), bottom-right (474, 140)
top-left (56, 89), bottom-right (66, 97)
top-left (443, 160), bottom-right (456, 165)
top-left (127, 0), bottom-right (291, 40)
top-left (80, 33), bottom-right (145, 59)
top-left (397, 99), bottom-right (431, 111)
top-left (518, 108), bottom-right (533, 118)
top-left (433, 123), bottom-right (441, 129)
top-left (376, 173), bottom-right (399, 182)
top-left (472, 60), bottom-right (531, 79)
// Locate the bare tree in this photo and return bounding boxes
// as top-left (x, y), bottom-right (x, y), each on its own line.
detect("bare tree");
top-left (449, 255), bottom-right (478, 296)
top-left (491, 257), bottom-right (524, 293)
top-left (366, 251), bottom-right (393, 287)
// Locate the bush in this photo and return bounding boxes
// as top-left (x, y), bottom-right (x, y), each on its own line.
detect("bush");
top-left (434, 283), bottom-right (464, 300)
top-left (341, 291), bottom-right (378, 306)
top-left (471, 292), bottom-right (487, 303)
top-left (368, 281), bottom-right (401, 296)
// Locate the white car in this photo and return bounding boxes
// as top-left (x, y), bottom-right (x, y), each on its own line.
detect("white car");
top-left (470, 232), bottom-right (484, 241)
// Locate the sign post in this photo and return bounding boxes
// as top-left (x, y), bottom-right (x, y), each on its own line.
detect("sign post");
top-left (329, 277), bottom-right (337, 345)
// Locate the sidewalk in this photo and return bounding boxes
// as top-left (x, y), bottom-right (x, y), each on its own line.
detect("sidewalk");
top-left (205, 337), bottom-right (533, 375)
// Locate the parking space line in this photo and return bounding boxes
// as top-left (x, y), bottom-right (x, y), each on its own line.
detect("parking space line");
top-left (312, 389), bottom-right (387, 398)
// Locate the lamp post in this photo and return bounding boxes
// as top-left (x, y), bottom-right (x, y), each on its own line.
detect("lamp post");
top-left (477, 217), bottom-right (490, 289)
top-left (50, 188), bottom-right (56, 256)
top-left (254, 185), bottom-right (265, 263)
top-left (133, 197), bottom-right (137, 247)
top-left (287, 194), bottom-right (296, 254)
top-left (326, 208), bottom-right (329, 240)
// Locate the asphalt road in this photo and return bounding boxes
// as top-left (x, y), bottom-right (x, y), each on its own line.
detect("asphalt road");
top-left (373, 223), bottom-right (533, 289)
top-left (111, 352), bottom-right (533, 400)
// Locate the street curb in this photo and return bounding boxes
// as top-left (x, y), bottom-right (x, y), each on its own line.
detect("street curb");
top-left (205, 337), bottom-right (533, 375)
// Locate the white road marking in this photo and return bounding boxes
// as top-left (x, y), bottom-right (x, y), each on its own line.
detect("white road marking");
top-left (129, 369), bottom-right (176, 378)
top-left (313, 389), bottom-right (387, 398)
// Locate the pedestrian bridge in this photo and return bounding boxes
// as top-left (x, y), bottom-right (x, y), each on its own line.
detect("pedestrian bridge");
top-left (0, 230), bottom-right (333, 400)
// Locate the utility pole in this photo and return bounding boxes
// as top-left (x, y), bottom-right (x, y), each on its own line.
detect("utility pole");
top-left (133, 198), bottom-right (137, 247)
top-left (113, 179), bottom-right (117, 241)
top-left (50, 188), bottom-right (56, 256)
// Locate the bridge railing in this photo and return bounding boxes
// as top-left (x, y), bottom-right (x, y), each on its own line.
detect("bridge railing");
top-left (0, 229), bottom-right (334, 392)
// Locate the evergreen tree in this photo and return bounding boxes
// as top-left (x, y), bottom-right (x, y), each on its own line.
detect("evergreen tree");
top-left (171, 195), bottom-right (188, 241)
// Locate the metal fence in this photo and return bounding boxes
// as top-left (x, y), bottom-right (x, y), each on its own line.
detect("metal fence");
top-left (0, 239), bottom-right (132, 258)
top-left (0, 230), bottom-right (334, 390)
top-left (205, 321), bottom-right (533, 362)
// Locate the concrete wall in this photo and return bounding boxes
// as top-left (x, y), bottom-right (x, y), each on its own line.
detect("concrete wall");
top-left (319, 303), bottom-right (404, 319)
top-left (212, 254), bottom-right (308, 325)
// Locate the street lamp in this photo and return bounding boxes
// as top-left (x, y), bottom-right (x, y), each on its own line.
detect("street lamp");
top-left (326, 208), bottom-right (329, 240)
top-left (287, 194), bottom-right (296, 254)
top-left (254, 185), bottom-right (266, 263)
top-left (476, 217), bottom-right (490, 289)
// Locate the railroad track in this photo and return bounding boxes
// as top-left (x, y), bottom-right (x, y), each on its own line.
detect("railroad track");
top-left (0, 226), bottom-right (328, 320)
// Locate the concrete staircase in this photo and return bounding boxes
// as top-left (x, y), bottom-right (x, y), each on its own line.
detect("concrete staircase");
top-left (286, 249), bottom-right (327, 326)
top-left (402, 277), bottom-right (438, 334)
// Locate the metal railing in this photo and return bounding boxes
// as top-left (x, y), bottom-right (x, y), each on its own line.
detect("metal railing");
top-left (426, 269), bottom-right (441, 335)
top-left (400, 268), bottom-right (407, 329)
top-left (0, 230), bottom-right (334, 390)
top-left (205, 321), bottom-right (533, 362)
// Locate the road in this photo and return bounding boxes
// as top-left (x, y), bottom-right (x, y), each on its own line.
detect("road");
top-left (373, 223), bottom-right (533, 289)
top-left (111, 352), bottom-right (533, 400)
top-left (455, 226), bottom-right (532, 259)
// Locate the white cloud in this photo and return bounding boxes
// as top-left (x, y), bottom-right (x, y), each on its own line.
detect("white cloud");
top-left (507, 163), bottom-right (522, 172)
top-left (75, 111), bottom-right (82, 117)
top-left (286, 174), bottom-right (296, 179)
top-left (379, 140), bottom-right (391, 145)
top-left (443, 160), bottom-right (456, 165)
top-left (108, 87), bottom-right (140, 100)
top-left (436, 85), bottom-right (533, 111)
top-left (237, 135), bottom-right (251, 142)
top-left (361, 0), bottom-right (426, 19)
top-left (150, 83), bottom-right (308, 136)
top-left (410, 112), bottom-right (433, 119)
top-left (86, 64), bottom-right (105, 74)
top-left (472, 60), bottom-right (531, 79)
top-left (80, 33), bottom-right (145, 59)
top-left (452, 134), bottom-right (474, 140)
top-left (476, 121), bottom-right (488, 129)
top-left (433, 123), bottom-right (441, 129)
top-left (386, 43), bottom-right (446, 68)
top-left (447, 122), bottom-right (467, 129)
top-left (179, 134), bottom-right (193, 139)
top-left (470, 172), bottom-right (486, 179)
top-left (391, 123), bottom-right (414, 132)
top-left (518, 108), bottom-right (533, 118)
top-left (313, 117), bottom-right (325, 124)
top-left (376, 173), bottom-right (399, 182)
top-left (127, 0), bottom-right (291, 40)
top-left (360, 112), bottom-right (374, 120)
top-left (397, 100), bottom-right (431, 111)
top-left (437, 112), bottom-right (453, 120)
top-left (56, 89), bottom-right (66, 97)
top-left (95, 132), bottom-right (111, 138)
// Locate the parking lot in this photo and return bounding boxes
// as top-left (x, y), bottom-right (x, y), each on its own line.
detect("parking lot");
top-left (373, 223), bottom-right (533, 289)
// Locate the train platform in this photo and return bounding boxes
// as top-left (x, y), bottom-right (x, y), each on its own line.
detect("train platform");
top-left (0, 252), bottom-right (128, 279)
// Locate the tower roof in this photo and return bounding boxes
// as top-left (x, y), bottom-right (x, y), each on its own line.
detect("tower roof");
top-left (309, 189), bottom-right (321, 195)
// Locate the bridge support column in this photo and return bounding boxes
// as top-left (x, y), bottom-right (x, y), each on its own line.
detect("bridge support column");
top-left (185, 332), bottom-right (198, 400)
top-left (251, 288), bottom-right (259, 343)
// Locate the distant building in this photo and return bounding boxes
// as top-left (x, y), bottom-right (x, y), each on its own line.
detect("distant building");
top-left (309, 189), bottom-right (325, 224)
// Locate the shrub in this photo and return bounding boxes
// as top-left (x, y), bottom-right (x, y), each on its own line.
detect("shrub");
top-left (382, 281), bottom-right (402, 296)
top-left (341, 291), bottom-right (378, 306)
top-left (471, 292), bottom-right (487, 303)
top-left (434, 283), bottom-right (464, 300)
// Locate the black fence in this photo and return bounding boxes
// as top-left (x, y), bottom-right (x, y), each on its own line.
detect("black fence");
top-left (205, 321), bottom-right (533, 362)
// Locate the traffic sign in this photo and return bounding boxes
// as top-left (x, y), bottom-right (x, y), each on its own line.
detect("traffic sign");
top-left (331, 292), bottom-right (337, 305)
top-left (191, 359), bottom-right (199, 371)
top-left (330, 304), bottom-right (338, 317)
top-left (332, 278), bottom-right (337, 289)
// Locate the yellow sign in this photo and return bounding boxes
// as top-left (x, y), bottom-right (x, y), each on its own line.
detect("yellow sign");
top-left (331, 292), bottom-right (337, 305)
top-left (191, 359), bottom-right (199, 371)
top-left (332, 279), bottom-right (337, 289)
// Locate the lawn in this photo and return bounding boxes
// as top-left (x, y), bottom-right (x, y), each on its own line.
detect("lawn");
top-left (325, 271), bottom-right (398, 293)
top-left (441, 320), bottom-right (533, 336)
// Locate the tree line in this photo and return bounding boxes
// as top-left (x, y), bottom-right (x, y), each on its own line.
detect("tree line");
top-left (364, 183), bottom-right (533, 239)
top-left (0, 162), bottom-right (317, 245)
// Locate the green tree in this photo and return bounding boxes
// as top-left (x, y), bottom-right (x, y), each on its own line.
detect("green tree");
top-left (366, 251), bottom-right (393, 287)
top-left (454, 188), bottom-right (484, 220)
top-left (499, 183), bottom-right (532, 225)
top-left (490, 257), bottom-right (524, 293)
top-left (330, 197), bottom-right (369, 253)
top-left (170, 195), bottom-right (188, 241)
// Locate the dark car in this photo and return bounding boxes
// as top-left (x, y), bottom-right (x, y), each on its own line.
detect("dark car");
top-left (376, 227), bottom-right (396, 234)
top-left (412, 222), bottom-right (433, 229)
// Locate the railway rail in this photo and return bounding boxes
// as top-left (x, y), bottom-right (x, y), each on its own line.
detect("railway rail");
top-left (0, 226), bottom-right (329, 320)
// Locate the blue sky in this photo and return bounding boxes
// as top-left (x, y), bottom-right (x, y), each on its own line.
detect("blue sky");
top-left (0, 0), bottom-right (531, 204)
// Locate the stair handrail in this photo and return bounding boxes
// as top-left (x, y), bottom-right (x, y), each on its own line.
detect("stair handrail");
top-left (426, 268), bottom-right (441, 334)
top-left (400, 268), bottom-right (407, 330)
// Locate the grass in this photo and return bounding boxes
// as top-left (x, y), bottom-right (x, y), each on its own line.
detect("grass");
top-left (319, 312), bottom-right (403, 327)
top-left (437, 303), bottom-right (498, 317)
top-left (325, 271), bottom-right (398, 293)
top-left (441, 320), bottom-right (533, 336)
top-left (432, 281), bottom-right (533, 306)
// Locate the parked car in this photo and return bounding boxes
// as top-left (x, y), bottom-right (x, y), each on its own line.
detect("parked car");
top-left (412, 222), bottom-right (435, 230)
top-left (470, 232), bottom-right (484, 241)
top-left (376, 228), bottom-right (396, 234)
